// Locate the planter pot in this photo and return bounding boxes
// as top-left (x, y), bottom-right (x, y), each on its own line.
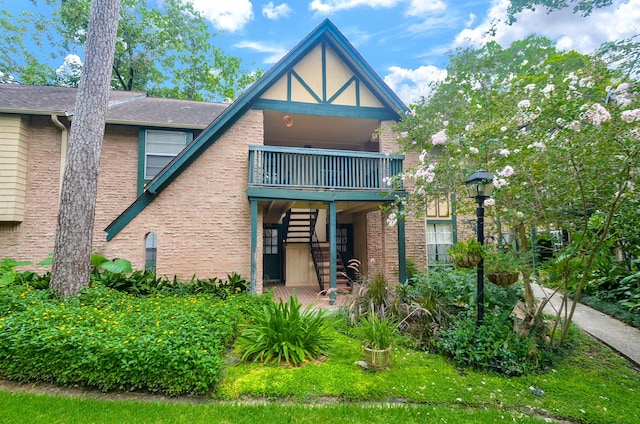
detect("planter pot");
top-left (487, 272), bottom-right (520, 288)
top-left (363, 346), bottom-right (393, 370)
top-left (452, 255), bottom-right (482, 268)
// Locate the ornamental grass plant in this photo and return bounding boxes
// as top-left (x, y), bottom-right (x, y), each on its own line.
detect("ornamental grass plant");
top-left (237, 292), bottom-right (331, 366)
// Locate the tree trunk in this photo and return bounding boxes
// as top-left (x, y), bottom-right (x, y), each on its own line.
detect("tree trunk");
top-left (50, 0), bottom-right (121, 297)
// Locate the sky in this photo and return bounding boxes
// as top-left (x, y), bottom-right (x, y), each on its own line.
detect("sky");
top-left (5, 0), bottom-right (640, 104)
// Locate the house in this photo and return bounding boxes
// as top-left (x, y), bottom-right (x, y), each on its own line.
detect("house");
top-left (0, 20), bottom-right (458, 296)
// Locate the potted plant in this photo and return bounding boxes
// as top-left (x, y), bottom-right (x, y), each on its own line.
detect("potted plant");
top-left (359, 312), bottom-right (396, 370)
top-left (448, 238), bottom-right (485, 268)
top-left (484, 246), bottom-right (525, 287)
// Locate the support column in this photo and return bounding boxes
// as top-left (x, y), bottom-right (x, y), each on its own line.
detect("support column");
top-left (328, 201), bottom-right (337, 305)
top-left (250, 199), bottom-right (258, 295)
top-left (397, 204), bottom-right (406, 284)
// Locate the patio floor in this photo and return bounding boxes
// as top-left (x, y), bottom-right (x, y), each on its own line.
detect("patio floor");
top-left (265, 283), bottom-right (353, 310)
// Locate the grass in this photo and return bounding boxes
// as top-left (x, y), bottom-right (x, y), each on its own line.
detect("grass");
top-left (0, 284), bottom-right (638, 423)
top-left (0, 391), bottom-right (548, 424)
top-left (1, 318), bottom-right (638, 423)
top-left (219, 320), bottom-right (640, 423)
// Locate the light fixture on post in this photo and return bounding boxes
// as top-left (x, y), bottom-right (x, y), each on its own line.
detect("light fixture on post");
top-left (464, 169), bottom-right (494, 326)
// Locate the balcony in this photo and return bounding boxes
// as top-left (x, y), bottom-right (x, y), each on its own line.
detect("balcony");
top-left (248, 145), bottom-right (404, 191)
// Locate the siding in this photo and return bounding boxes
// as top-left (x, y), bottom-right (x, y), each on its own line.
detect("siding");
top-left (0, 115), bottom-right (29, 222)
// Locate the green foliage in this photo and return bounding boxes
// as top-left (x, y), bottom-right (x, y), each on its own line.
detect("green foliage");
top-left (3, 0), bottom-right (260, 100)
top-left (0, 258), bottom-right (32, 287)
top-left (237, 293), bottom-right (331, 366)
top-left (394, 34), bottom-right (639, 345)
top-left (484, 245), bottom-right (530, 274)
top-left (358, 312), bottom-right (397, 350)
top-left (0, 283), bottom-right (267, 395)
top-left (348, 269), bottom-right (398, 324)
top-left (409, 266), bottom-right (521, 315)
top-left (447, 239), bottom-right (484, 262)
top-left (507, 0), bottom-right (614, 23)
top-left (436, 311), bottom-right (558, 375)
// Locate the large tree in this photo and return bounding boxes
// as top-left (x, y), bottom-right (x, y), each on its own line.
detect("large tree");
top-left (1, 0), bottom-right (259, 101)
top-left (394, 36), bottom-right (639, 343)
top-left (50, 0), bottom-right (121, 297)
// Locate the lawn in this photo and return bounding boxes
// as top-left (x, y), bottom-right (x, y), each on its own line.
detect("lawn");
top-left (0, 283), bottom-right (638, 423)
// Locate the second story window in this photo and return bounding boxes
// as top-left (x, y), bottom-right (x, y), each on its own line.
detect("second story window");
top-left (144, 130), bottom-right (189, 180)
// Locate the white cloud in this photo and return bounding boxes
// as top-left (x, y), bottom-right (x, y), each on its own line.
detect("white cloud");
top-left (405, 0), bottom-right (446, 17)
top-left (465, 12), bottom-right (476, 27)
top-left (309, 0), bottom-right (448, 18)
top-left (56, 54), bottom-right (82, 77)
top-left (191, 0), bottom-right (253, 32)
top-left (383, 65), bottom-right (447, 104)
top-left (234, 41), bottom-right (288, 64)
top-left (262, 2), bottom-right (293, 20)
top-left (453, 0), bottom-right (640, 55)
top-left (310, 0), bottom-right (400, 14)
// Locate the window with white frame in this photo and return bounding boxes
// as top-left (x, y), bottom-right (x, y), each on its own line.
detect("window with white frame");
top-left (144, 130), bottom-right (189, 180)
top-left (426, 222), bottom-right (453, 265)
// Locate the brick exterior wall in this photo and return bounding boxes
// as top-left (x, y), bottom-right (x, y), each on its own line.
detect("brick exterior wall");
top-left (1, 109), bottom-right (421, 297)
top-left (375, 120), bottom-right (428, 280)
top-left (0, 116), bottom-right (141, 269)
top-left (102, 110), bottom-right (265, 293)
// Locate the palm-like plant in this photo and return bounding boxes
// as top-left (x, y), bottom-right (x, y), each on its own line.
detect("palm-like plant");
top-left (237, 293), bottom-right (331, 366)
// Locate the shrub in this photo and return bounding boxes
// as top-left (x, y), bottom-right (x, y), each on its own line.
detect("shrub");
top-left (237, 293), bottom-right (331, 366)
top-left (0, 283), bottom-right (266, 395)
top-left (436, 311), bottom-right (544, 375)
top-left (409, 266), bottom-right (521, 315)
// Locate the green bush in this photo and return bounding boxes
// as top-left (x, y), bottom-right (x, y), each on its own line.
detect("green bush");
top-left (409, 266), bottom-right (521, 314)
top-left (237, 293), bottom-right (331, 366)
top-left (0, 283), bottom-right (267, 395)
top-left (436, 311), bottom-right (544, 376)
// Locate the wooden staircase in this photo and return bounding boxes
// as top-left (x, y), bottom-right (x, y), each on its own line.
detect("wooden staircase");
top-left (283, 209), bottom-right (318, 243)
top-left (315, 241), bottom-right (351, 292)
top-left (283, 209), bottom-right (351, 292)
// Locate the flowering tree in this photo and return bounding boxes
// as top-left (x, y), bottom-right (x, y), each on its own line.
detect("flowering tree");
top-left (394, 35), bottom-right (639, 343)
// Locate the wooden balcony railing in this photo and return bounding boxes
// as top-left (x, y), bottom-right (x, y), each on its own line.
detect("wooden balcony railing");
top-left (248, 145), bottom-right (403, 190)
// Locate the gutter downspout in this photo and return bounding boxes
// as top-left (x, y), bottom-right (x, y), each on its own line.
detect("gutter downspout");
top-left (50, 115), bottom-right (68, 196)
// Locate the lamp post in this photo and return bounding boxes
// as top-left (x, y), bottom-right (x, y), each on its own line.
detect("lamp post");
top-left (464, 170), bottom-right (495, 327)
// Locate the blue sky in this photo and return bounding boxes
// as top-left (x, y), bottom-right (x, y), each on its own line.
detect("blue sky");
top-left (5, 0), bottom-right (640, 103)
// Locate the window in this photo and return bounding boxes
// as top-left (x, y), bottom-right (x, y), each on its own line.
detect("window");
top-left (144, 130), bottom-right (189, 180)
top-left (264, 228), bottom-right (279, 254)
top-left (426, 222), bottom-right (452, 265)
top-left (145, 232), bottom-right (157, 272)
top-left (337, 227), bottom-right (348, 253)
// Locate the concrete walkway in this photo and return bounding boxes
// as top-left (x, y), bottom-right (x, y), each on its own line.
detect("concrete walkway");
top-left (532, 284), bottom-right (640, 368)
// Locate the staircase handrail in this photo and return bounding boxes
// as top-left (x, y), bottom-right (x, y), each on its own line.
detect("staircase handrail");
top-left (310, 231), bottom-right (325, 291)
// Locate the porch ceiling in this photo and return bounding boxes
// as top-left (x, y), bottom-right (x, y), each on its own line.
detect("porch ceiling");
top-left (262, 200), bottom-right (383, 218)
top-left (263, 110), bottom-right (380, 150)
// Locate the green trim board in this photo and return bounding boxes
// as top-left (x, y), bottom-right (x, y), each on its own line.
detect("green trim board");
top-left (398, 204), bottom-right (406, 283)
top-left (250, 199), bottom-right (258, 294)
top-left (104, 19), bottom-right (409, 240)
top-left (251, 99), bottom-right (398, 120)
top-left (329, 201), bottom-right (337, 305)
top-left (247, 187), bottom-right (404, 202)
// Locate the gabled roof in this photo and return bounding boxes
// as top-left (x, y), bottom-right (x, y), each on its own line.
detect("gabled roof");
top-left (0, 84), bottom-right (227, 129)
top-left (105, 19), bottom-right (409, 240)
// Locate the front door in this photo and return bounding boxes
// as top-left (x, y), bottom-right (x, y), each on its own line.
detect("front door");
top-left (336, 224), bottom-right (354, 279)
top-left (263, 224), bottom-right (283, 282)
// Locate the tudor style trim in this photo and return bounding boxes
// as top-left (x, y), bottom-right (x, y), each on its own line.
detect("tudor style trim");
top-left (105, 19), bottom-right (410, 240)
